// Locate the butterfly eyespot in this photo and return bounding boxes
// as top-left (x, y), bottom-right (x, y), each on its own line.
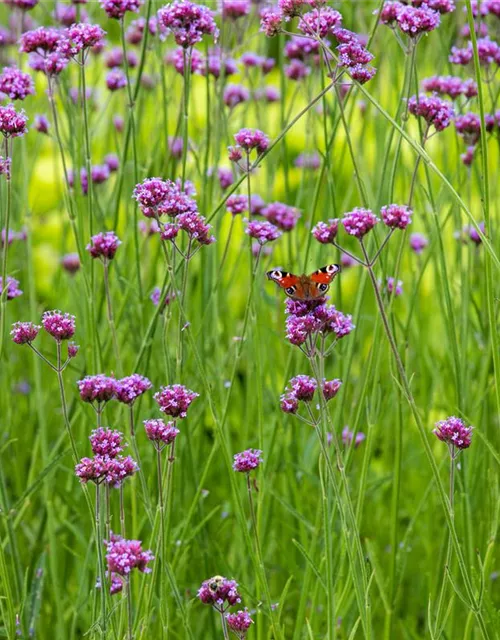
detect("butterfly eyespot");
top-left (285, 287), bottom-right (296, 295)
top-left (319, 283), bottom-right (329, 292)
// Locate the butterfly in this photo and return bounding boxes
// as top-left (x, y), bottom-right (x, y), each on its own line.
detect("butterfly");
top-left (266, 264), bottom-right (341, 301)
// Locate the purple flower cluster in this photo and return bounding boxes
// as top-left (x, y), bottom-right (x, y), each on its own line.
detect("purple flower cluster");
top-left (226, 609), bottom-right (254, 636)
top-left (450, 38), bottom-right (500, 67)
top-left (284, 297), bottom-right (355, 349)
top-left (90, 428), bottom-right (126, 457)
top-left (0, 276), bottom-right (22, 300)
top-left (158, 0), bottom-right (219, 48)
top-left (0, 67), bottom-right (34, 101)
top-left (226, 194), bottom-right (248, 215)
top-left (101, 0), bottom-right (142, 20)
top-left (341, 426), bottom-right (366, 448)
top-left (232, 448), bottom-right (263, 473)
top-left (385, 277), bottom-right (403, 297)
top-left (86, 231), bottom-right (121, 261)
top-left (0, 104), bottom-right (28, 138)
top-left (133, 177), bottom-right (214, 249)
top-left (198, 576), bottom-right (241, 611)
top-left (263, 202), bottom-right (301, 232)
top-left (280, 374), bottom-right (342, 414)
top-left (144, 419), bottom-right (179, 449)
top-left (454, 112), bottom-right (493, 145)
top-left (222, 0), bottom-right (251, 20)
top-left (115, 374), bottom-right (152, 405)
top-left (381, 2), bottom-right (441, 37)
top-left (380, 204), bottom-right (412, 229)
top-left (245, 220), bottom-right (282, 246)
top-left (42, 310), bottom-right (76, 341)
top-left (57, 23), bottom-right (106, 59)
top-left (407, 94), bottom-right (454, 131)
top-left (11, 321), bottom-right (40, 345)
top-left (105, 533), bottom-right (154, 575)
top-left (77, 374), bottom-right (117, 406)
top-left (422, 75), bottom-right (477, 99)
top-left (410, 232), bottom-right (428, 254)
top-left (230, 128), bottom-right (270, 162)
top-left (223, 83), bottom-right (249, 108)
top-left (312, 219), bottom-right (339, 244)
top-left (341, 208), bottom-right (379, 239)
top-left (298, 7), bottom-right (343, 38)
top-left (75, 453), bottom-right (138, 487)
top-left (154, 384), bottom-right (199, 418)
top-left (433, 416), bottom-right (473, 452)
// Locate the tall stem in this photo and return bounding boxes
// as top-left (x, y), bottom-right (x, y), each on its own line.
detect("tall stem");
top-left (95, 484), bottom-right (107, 639)
top-left (0, 137), bottom-right (12, 358)
top-left (56, 341), bottom-right (79, 463)
top-left (219, 610), bottom-right (230, 640)
top-left (126, 575), bottom-right (133, 640)
top-left (120, 484), bottom-right (126, 537)
top-left (358, 241), bottom-right (489, 635)
top-left (103, 260), bottom-right (122, 374)
top-left (181, 48), bottom-right (192, 189)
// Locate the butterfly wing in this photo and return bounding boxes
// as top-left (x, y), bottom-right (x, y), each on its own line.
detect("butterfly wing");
top-left (307, 264), bottom-right (341, 298)
top-left (266, 269), bottom-right (301, 299)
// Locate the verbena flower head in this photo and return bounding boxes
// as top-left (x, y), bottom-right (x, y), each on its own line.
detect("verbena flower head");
top-left (0, 276), bottom-right (22, 300)
top-left (0, 156), bottom-right (11, 178)
top-left (106, 69), bottom-right (127, 91)
top-left (116, 374), bottom-right (152, 405)
top-left (77, 375), bottom-right (117, 405)
top-left (165, 212), bottom-right (215, 246)
top-left (62, 253), bottom-right (81, 274)
top-left (221, 0), bottom-right (251, 20)
top-left (105, 534), bottom-right (154, 575)
top-left (454, 113), bottom-right (483, 145)
top-left (154, 384), bottom-right (199, 418)
top-left (198, 576), bottom-right (241, 610)
top-left (143, 419), bottom-right (179, 447)
top-left (57, 23), bottom-right (106, 58)
top-left (407, 94), bottom-right (454, 131)
top-left (29, 52), bottom-right (70, 77)
top-left (0, 67), bottom-right (34, 101)
top-left (422, 75), bottom-right (477, 99)
top-left (295, 152), bottom-right (320, 170)
top-left (260, 8), bottom-right (284, 37)
top-left (218, 167), bottom-right (234, 190)
top-left (226, 609), bottom-right (254, 637)
top-left (0, 104), bottom-right (28, 138)
top-left (312, 219), bottom-right (339, 243)
top-left (166, 47), bottom-right (205, 75)
top-left (34, 114), bottom-right (50, 134)
top-left (86, 231), bottom-right (121, 261)
top-left (11, 321), bottom-right (40, 344)
top-left (90, 428), bottom-right (126, 457)
top-left (380, 204), bottom-right (412, 230)
top-left (342, 208), bottom-right (379, 239)
top-left (68, 342), bottom-right (79, 358)
top-left (101, 0), bottom-right (142, 20)
top-left (385, 277), bottom-right (403, 297)
top-left (395, 4), bottom-right (440, 36)
top-left (158, 0), bottom-right (219, 48)
top-left (461, 146), bottom-right (476, 167)
top-left (410, 232), bottom-right (428, 254)
top-left (223, 83), bottom-right (249, 108)
top-left (42, 310), bottom-right (75, 340)
top-left (298, 7), bottom-right (342, 38)
top-left (433, 416), bottom-right (473, 453)
top-left (323, 378), bottom-right (342, 401)
top-left (288, 375), bottom-right (317, 401)
top-left (233, 128), bottom-right (269, 154)
top-left (6, 0), bottom-right (39, 10)
top-left (342, 426), bottom-right (366, 447)
top-left (19, 27), bottom-right (63, 55)
top-left (75, 454), bottom-right (138, 486)
top-left (285, 59), bottom-right (310, 81)
top-left (226, 194), bottom-right (248, 215)
top-left (245, 220), bottom-right (281, 245)
top-left (263, 202), bottom-right (301, 232)
top-left (233, 448), bottom-right (263, 472)
top-left (285, 313), bottom-right (323, 346)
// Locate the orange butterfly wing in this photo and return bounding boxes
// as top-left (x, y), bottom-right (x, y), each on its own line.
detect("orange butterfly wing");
top-left (309, 264), bottom-right (341, 284)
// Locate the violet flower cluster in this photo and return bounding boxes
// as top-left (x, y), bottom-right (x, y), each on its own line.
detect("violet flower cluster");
top-left (281, 374), bottom-right (342, 419)
top-left (103, 533), bottom-right (154, 595)
top-left (75, 428), bottom-right (138, 488)
top-left (285, 297), bottom-right (355, 355)
top-left (198, 576), bottom-right (242, 613)
top-left (433, 416), bottom-right (473, 456)
top-left (133, 177), bottom-right (215, 254)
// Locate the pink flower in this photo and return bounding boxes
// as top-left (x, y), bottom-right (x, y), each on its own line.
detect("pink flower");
top-left (232, 448), bottom-right (263, 472)
top-left (105, 534), bottom-right (154, 575)
top-left (42, 310), bottom-right (75, 340)
top-left (433, 416), bottom-right (473, 453)
top-left (11, 321), bottom-right (40, 344)
top-left (154, 384), bottom-right (199, 418)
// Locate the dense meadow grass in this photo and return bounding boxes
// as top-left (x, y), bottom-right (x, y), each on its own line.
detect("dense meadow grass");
top-left (0, 0), bottom-right (500, 638)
